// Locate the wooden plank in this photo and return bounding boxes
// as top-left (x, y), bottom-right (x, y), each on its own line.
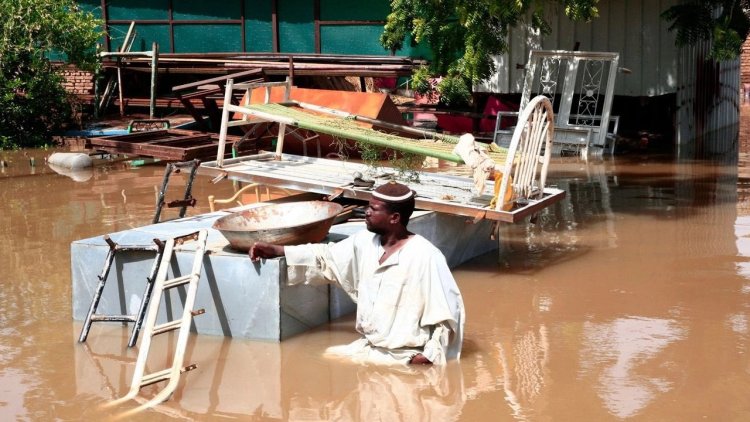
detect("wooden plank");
top-left (179, 86), bottom-right (224, 100)
top-left (171, 69), bottom-right (264, 92)
top-left (93, 130), bottom-right (170, 141)
top-left (87, 130), bottom-right (248, 161)
top-left (175, 93), bottom-right (210, 131)
top-left (141, 134), bottom-right (213, 145)
top-left (202, 97), bottom-right (222, 129)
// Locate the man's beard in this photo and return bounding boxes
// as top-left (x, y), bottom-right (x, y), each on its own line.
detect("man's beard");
top-left (365, 221), bottom-right (384, 235)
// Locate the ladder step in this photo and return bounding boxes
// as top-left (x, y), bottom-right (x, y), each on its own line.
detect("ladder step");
top-left (141, 364), bottom-right (198, 388)
top-left (152, 308), bottom-right (204, 335)
top-left (152, 320), bottom-right (182, 335)
top-left (90, 315), bottom-right (137, 323)
top-left (140, 368), bottom-right (171, 387)
top-left (163, 274), bottom-right (193, 290)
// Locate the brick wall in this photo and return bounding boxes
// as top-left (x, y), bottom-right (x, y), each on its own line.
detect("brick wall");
top-left (742, 36), bottom-right (750, 87)
top-left (59, 64), bottom-right (94, 96)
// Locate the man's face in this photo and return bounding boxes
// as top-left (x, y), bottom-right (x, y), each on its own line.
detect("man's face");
top-left (365, 198), bottom-right (394, 234)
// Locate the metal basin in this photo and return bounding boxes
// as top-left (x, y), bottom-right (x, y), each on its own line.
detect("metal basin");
top-left (212, 201), bottom-right (344, 252)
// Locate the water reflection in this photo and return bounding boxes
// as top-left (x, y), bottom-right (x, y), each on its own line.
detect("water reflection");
top-left (74, 324), bottom-right (467, 421)
top-left (47, 163), bottom-right (94, 182)
top-left (496, 325), bottom-right (549, 421)
top-left (288, 364), bottom-right (466, 421)
top-left (578, 317), bottom-right (686, 419)
top-left (734, 216), bottom-right (750, 279)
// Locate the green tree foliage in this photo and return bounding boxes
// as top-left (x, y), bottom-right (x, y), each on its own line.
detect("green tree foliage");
top-left (0, 0), bottom-right (102, 149)
top-left (382, 0), bottom-right (750, 105)
top-left (661, 0), bottom-right (750, 61)
top-left (381, 0), bottom-right (599, 106)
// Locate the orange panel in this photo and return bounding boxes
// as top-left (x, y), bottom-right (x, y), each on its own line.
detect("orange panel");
top-left (235, 87), bottom-right (405, 125)
top-left (233, 87), bottom-right (409, 157)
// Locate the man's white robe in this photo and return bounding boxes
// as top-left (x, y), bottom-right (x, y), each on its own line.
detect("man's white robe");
top-left (285, 230), bottom-right (465, 365)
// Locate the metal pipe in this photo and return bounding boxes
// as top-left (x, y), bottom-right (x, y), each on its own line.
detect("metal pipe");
top-left (216, 79), bottom-right (235, 167)
top-left (99, 51), bottom-right (154, 58)
top-left (150, 42), bottom-right (159, 119)
top-left (292, 101), bottom-right (460, 143)
top-left (117, 58), bottom-right (124, 116)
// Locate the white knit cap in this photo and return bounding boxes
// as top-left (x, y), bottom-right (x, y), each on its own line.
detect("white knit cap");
top-left (372, 181), bottom-right (415, 203)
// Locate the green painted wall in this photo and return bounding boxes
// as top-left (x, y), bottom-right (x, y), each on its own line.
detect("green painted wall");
top-left (173, 0), bottom-right (241, 20)
top-left (395, 35), bottom-right (433, 60)
top-left (174, 25), bottom-right (243, 53)
top-left (320, 0), bottom-right (390, 21)
top-left (110, 23), bottom-right (170, 53)
top-left (278, 0), bottom-right (314, 53)
top-left (245, 0), bottom-right (274, 52)
top-left (73, 0), bottom-right (431, 58)
top-left (76, 0), bottom-right (102, 16)
top-left (107, 0), bottom-right (169, 20)
top-left (321, 25), bottom-right (390, 55)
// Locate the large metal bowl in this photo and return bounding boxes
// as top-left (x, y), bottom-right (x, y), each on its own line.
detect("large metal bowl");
top-left (212, 201), bottom-right (344, 252)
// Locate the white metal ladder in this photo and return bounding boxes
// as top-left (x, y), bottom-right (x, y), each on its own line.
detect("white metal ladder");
top-left (107, 229), bottom-right (208, 412)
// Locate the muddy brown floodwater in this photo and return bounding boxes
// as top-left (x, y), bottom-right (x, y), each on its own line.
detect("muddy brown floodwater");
top-left (2, 136), bottom-right (750, 420)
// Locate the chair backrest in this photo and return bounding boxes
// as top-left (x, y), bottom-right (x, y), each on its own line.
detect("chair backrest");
top-left (495, 95), bottom-right (554, 211)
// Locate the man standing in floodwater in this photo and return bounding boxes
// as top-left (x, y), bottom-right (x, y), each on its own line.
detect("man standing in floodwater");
top-left (249, 181), bottom-right (464, 366)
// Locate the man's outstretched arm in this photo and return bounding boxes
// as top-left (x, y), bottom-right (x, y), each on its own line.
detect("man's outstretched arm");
top-left (249, 241), bottom-right (285, 261)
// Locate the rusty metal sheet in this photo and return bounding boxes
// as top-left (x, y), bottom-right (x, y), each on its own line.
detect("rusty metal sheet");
top-left (87, 129), bottom-right (251, 161)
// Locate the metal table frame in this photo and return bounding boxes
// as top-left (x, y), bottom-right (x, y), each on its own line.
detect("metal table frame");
top-left (199, 152), bottom-right (565, 223)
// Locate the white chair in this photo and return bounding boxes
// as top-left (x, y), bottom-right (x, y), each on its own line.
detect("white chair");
top-left (495, 95), bottom-right (554, 211)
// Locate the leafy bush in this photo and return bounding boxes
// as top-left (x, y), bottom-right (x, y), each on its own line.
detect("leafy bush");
top-left (0, 0), bottom-right (102, 149)
top-left (661, 0), bottom-right (750, 61)
top-left (410, 65), bottom-right (433, 96)
top-left (437, 74), bottom-right (472, 107)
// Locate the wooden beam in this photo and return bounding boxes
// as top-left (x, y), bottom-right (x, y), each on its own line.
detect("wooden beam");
top-left (240, 0), bottom-right (246, 52)
top-left (271, 0), bottom-right (279, 53)
top-left (168, 0), bottom-right (175, 53)
top-left (314, 0), bottom-right (321, 53)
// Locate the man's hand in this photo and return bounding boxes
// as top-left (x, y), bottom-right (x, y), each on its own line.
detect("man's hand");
top-left (249, 241), bottom-right (284, 261)
top-left (409, 353), bottom-right (432, 365)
